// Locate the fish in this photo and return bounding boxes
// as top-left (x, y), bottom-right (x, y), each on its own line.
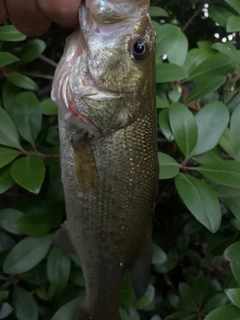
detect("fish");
top-left (51, 0), bottom-right (158, 319)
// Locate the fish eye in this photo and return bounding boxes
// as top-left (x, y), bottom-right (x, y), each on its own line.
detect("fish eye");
top-left (131, 38), bottom-right (147, 60)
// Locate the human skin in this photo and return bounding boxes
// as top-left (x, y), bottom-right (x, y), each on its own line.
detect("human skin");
top-left (0, 0), bottom-right (81, 36)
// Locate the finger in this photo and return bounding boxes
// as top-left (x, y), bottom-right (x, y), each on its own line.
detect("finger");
top-left (38, 0), bottom-right (80, 28)
top-left (5, 0), bottom-right (51, 36)
top-left (0, 0), bottom-right (8, 24)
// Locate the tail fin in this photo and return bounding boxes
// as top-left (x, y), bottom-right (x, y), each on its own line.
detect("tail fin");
top-left (72, 307), bottom-right (120, 320)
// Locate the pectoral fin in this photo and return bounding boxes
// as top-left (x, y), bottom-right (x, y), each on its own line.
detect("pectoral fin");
top-left (130, 235), bottom-right (152, 300)
top-left (53, 222), bottom-right (76, 254)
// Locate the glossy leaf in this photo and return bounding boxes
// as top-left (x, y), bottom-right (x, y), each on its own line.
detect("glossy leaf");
top-left (47, 247), bottom-right (71, 291)
top-left (0, 107), bottom-right (21, 149)
top-left (2, 81), bottom-right (21, 116)
top-left (226, 15), bottom-right (240, 32)
top-left (156, 64), bottom-right (187, 83)
top-left (168, 85), bottom-right (182, 103)
top-left (193, 148), bottom-right (222, 165)
top-left (226, 0), bottom-right (240, 14)
top-left (189, 53), bottom-right (238, 82)
top-left (169, 103), bottom-right (198, 157)
top-left (3, 234), bottom-right (52, 274)
top-left (225, 288), bottom-right (240, 308)
top-left (51, 297), bottom-right (82, 320)
top-left (0, 302), bottom-right (13, 319)
top-left (14, 214), bottom-right (52, 236)
top-left (167, 32), bottom-right (188, 66)
top-left (149, 7), bottom-right (169, 17)
top-left (175, 174), bottom-right (221, 232)
top-left (219, 128), bottom-right (237, 159)
top-left (158, 109), bottom-right (174, 142)
top-left (0, 147), bottom-right (20, 169)
top-left (186, 77), bottom-right (226, 103)
top-left (225, 197), bottom-right (240, 221)
top-left (230, 104), bottom-right (240, 157)
top-left (152, 243), bottom-right (167, 265)
top-left (224, 241), bottom-right (240, 263)
top-left (40, 98), bottom-right (58, 115)
top-left (13, 287), bottom-right (38, 320)
top-left (0, 208), bottom-right (24, 234)
top-left (155, 24), bottom-right (180, 58)
top-left (0, 167), bottom-right (15, 194)
top-left (196, 161), bottom-right (240, 189)
top-left (179, 283), bottom-right (196, 310)
top-left (6, 73), bottom-right (39, 91)
top-left (0, 52), bottom-right (19, 68)
top-left (208, 6), bottom-right (233, 27)
top-left (204, 305), bottom-right (240, 320)
top-left (0, 25), bottom-right (26, 41)
top-left (203, 294), bottom-right (228, 313)
top-left (158, 152), bottom-right (179, 179)
top-left (0, 231), bottom-right (15, 253)
top-left (191, 101), bottom-right (229, 156)
top-left (230, 262), bottom-right (240, 285)
top-left (11, 156), bottom-right (45, 194)
top-left (19, 39), bottom-right (46, 64)
top-left (136, 285), bottom-right (155, 309)
top-left (12, 92), bottom-right (42, 144)
top-left (211, 42), bottom-right (240, 60)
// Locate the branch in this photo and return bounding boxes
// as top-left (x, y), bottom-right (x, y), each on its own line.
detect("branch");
top-left (182, 5), bottom-right (204, 32)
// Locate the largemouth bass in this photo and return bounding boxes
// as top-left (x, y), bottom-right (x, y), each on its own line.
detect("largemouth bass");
top-left (51, 0), bottom-right (158, 319)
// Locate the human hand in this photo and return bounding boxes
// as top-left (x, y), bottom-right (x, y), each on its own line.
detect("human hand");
top-left (0, 0), bottom-right (81, 36)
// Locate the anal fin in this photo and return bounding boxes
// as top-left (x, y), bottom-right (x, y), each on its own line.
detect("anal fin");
top-left (130, 235), bottom-right (152, 300)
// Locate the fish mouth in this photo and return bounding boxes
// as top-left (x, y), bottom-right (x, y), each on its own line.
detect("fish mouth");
top-left (82, 91), bottom-right (136, 100)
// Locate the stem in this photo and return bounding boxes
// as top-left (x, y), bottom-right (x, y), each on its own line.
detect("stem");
top-left (39, 55), bottom-right (58, 68)
top-left (22, 72), bottom-right (53, 80)
top-left (19, 147), bottom-right (59, 159)
top-left (182, 5), bottom-right (204, 32)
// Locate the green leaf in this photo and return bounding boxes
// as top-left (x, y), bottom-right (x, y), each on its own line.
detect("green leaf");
top-left (175, 174), bottom-right (221, 232)
top-left (149, 7), bottom-right (169, 17)
top-left (136, 285), bottom-right (155, 309)
top-left (155, 24), bottom-right (180, 58)
top-left (11, 156), bottom-right (45, 194)
top-left (167, 85), bottom-right (182, 103)
top-left (19, 39), bottom-right (46, 64)
top-left (204, 305), bottom-right (240, 320)
top-left (3, 234), bottom-right (52, 274)
top-left (186, 77), bottom-right (226, 103)
top-left (226, 0), bottom-right (240, 14)
top-left (119, 306), bottom-right (131, 320)
top-left (0, 208), bottom-right (24, 234)
top-left (13, 287), bottom-right (38, 320)
top-left (156, 64), bottom-right (187, 83)
top-left (208, 6), bottom-right (233, 27)
top-left (179, 283), bottom-right (196, 311)
top-left (227, 15), bottom-right (240, 32)
top-left (0, 147), bottom-right (20, 169)
top-left (191, 101), bottom-right (229, 156)
top-left (0, 25), bottom-right (26, 41)
top-left (230, 262), bottom-right (240, 285)
top-left (40, 98), bottom-right (58, 115)
top-left (211, 42), bottom-right (240, 60)
top-left (193, 147), bottom-right (222, 165)
top-left (158, 109), bottom-right (174, 142)
top-left (2, 81), bottom-right (21, 116)
top-left (225, 197), bottom-right (240, 221)
top-left (0, 107), bottom-right (21, 149)
top-left (13, 92), bottom-right (42, 144)
top-left (230, 105), bottom-right (240, 158)
top-left (169, 103), bottom-right (198, 157)
top-left (47, 247), bottom-right (71, 291)
top-left (0, 167), bottom-right (15, 194)
top-left (219, 128), bottom-right (237, 159)
top-left (189, 53), bottom-right (238, 82)
top-left (156, 96), bottom-right (169, 109)
top-left (193, 274), bottom-right (209, 305)
top-left (224, 241), bottom-right (240, 263)
top-left (0, 52), bottom-right (19, 68)
top-left (225, 288), bottom-right (240, 308)
top-left (6, 73), bottom-right (39, 91)
top-left (158, 152), bottom-right (179, 179)
top-left (167, 32), bottom-right (188, 66)
top-left (51, 297), bottom-right (82, 320)
top-left (212, 184), bottom-right (240, 198)
top-left (0, 231), bottom-right (15, 253)
top-left (203, 293), bottom-right (228, 313)
top-left (152, 243), bottom-right (167, 265)
top-left (195, 161), bottom-right (240, 189)
top-left (14, 214), bottom-right (52, 236)
top-left (183, 47), bottom-right (216, 75)
top-left (0, 302), bottom-right (13, 319)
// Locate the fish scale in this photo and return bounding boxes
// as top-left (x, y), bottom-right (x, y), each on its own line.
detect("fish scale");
top-left (52, 0), bottom-right (158, 319)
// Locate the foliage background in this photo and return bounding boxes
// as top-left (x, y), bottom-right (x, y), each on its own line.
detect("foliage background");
top-left (1, 0), bottom-right (240, 319)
